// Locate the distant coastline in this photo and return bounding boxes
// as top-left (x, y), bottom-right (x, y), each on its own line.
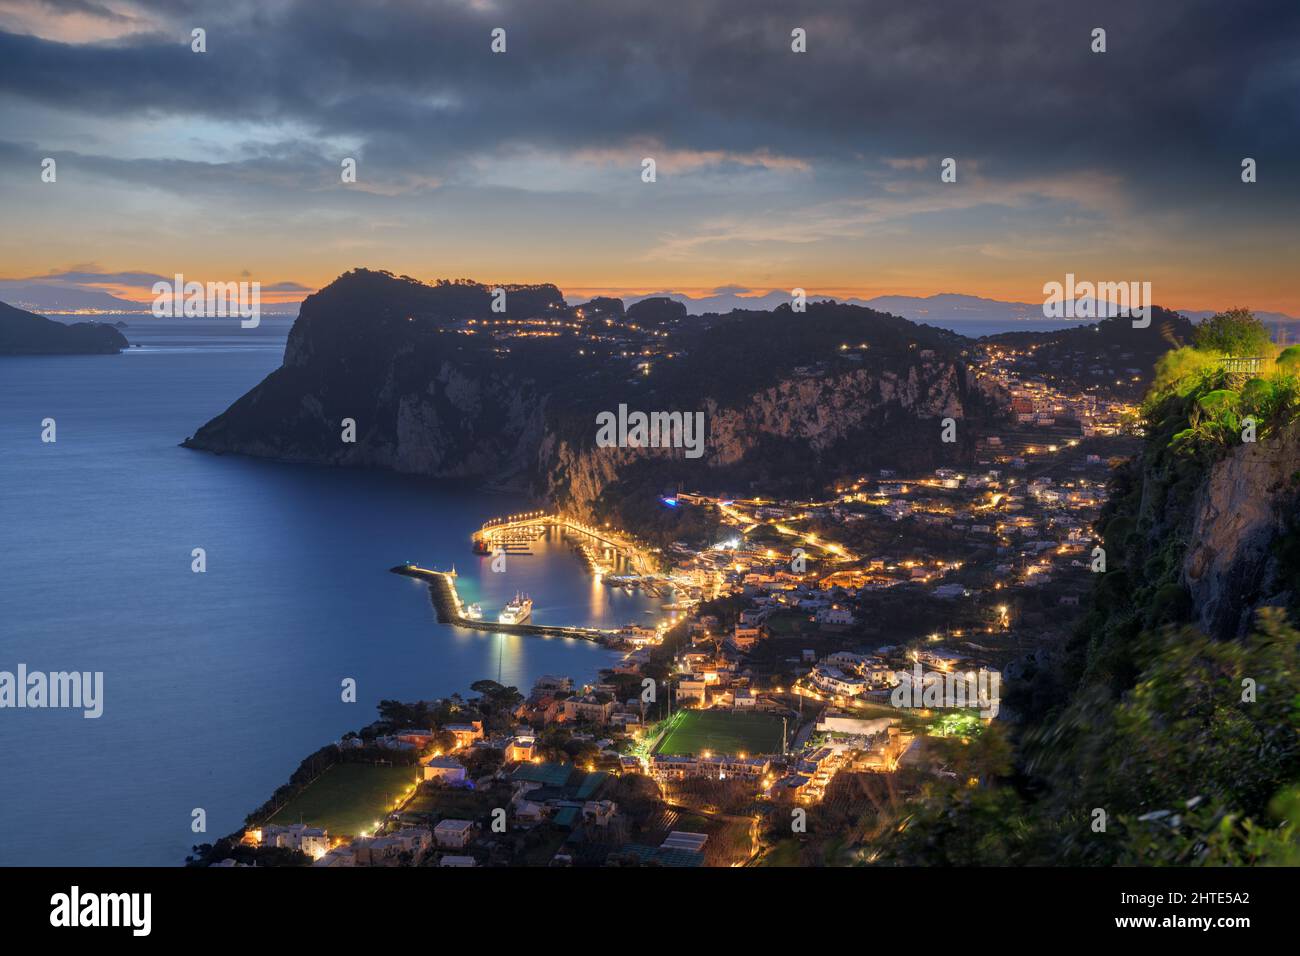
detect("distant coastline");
top-left (0, 301), bottom-right (128, 355)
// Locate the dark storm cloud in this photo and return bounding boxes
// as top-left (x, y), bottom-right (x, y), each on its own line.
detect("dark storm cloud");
top-left (2, 0), bottom-right (1298, 198)
top-left (0, 134), bottom-right (356, 202)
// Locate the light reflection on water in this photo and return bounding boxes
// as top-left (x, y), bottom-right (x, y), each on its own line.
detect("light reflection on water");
top-left (0, 327), bottom-right (662, 865)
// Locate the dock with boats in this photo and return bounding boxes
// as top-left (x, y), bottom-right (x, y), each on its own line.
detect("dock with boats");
top-left (471, 512), bottom-right (656, 576)
top-left (389, 564), bottom-right (617, 644)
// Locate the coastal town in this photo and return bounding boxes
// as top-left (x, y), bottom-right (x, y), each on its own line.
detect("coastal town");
top-left (193, 341), bottom-right (1140, 868)
top-left (8, 0), bottom-right (1293, 932)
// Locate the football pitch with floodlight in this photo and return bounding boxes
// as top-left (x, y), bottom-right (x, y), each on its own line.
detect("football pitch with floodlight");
top-left (653, 709), bottom-right (787, 757)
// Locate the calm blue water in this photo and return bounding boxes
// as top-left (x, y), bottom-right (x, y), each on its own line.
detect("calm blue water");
top-left (0, 320), bottom-right (651, 866)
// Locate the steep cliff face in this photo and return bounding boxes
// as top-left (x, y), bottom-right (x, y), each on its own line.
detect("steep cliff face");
top-left (184, 270), bottom-right (560, 485)
top-left (541, 360), bottom-right (1000, 516)
top-left (184, 269), bottom-right (1009, 508)
top-left (1183, 422), bottom-right (1300, 639)
top-left (185, 350), bottom-right (550, 482)
top-left (1062, 382), bottom-right (1300, 697)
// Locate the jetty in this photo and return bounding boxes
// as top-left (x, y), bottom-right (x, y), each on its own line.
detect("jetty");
top-left (390, 564), bottom-right (618, 645)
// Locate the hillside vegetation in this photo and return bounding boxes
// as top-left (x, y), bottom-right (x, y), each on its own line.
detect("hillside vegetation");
top-left (879, 309), bottom-right (1300, 866)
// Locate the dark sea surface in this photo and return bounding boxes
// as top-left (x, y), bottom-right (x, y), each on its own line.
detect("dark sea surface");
top-left (0, 319), bottom-right (653, 865)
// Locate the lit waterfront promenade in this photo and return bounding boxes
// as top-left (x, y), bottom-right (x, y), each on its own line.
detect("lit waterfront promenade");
top-left (472, 511), bottom-right (657, 576)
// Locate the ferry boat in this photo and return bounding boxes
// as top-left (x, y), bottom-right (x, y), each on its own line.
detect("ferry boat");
top-left (464, 603), bottom-right (483, 621)
top-left (498, 594), bottom-right (533, 625)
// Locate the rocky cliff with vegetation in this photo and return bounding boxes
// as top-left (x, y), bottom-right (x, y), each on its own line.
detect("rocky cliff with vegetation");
top-left (184, 269), bottom-right (1009, 517)
top-left (0, 300), bottom-right (128, 354)
top-left (541, 357), bottom-right (1000, 521)
top-left (881, 310), bottom-right (1300, 866)
top-left (1183, 423), bottom-right (1300, 641)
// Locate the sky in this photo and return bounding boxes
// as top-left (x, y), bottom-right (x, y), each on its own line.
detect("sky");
top-left (1, 0), bottom-right (1299, 313)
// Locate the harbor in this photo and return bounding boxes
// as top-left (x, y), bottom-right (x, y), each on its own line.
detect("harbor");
top-left (390, 564), bottom-right (618, 644)
top-left (472, 511), bottom-right (657, 576)
top-left (391, 509), bottom-right (690, 649)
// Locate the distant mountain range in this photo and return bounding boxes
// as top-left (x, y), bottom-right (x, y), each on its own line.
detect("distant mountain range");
top-left (0, 282), bottom-right (302, 316)
top-left (609, 290), bottom-right (1300, 328)
top-left (611, 290), bottom-right (1043, 323)
top-left (4, 277), bottom-right (1297, 332)
top-left (0, 283), bottom-right (146, 313)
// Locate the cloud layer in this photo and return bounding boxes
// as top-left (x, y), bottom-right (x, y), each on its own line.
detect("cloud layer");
top-left (2, 0), bottom-right (1298, 310)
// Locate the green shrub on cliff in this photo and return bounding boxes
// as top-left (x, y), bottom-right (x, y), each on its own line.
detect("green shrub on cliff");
top-left (1148, 346), bottom-right (1221, 401)
top-left (1192, 307), bottom-right (1273, 357)
top-left (1149, 337), bottom-right (1300, 460)
top-left (1241, 374), bottom-right (1300, 434)
top-left (879, 609), bottom-right (1300, 866)
top-left (1277, 345), bottom-right (1300, 375)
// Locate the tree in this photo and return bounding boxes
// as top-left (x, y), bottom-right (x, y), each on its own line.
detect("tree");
top-left (565, 739), bottom-right (602, 769)
top-left (1277, 345), bottom-right (1300, 375)
top-left (877, 607), bottom-right (1300, 866)
top-left (461, 747), bottom-right (503, 778)
top-left (469, 680), bottom-right (524, 733)
top-left (1192, 307), bottom-right (1272, 357)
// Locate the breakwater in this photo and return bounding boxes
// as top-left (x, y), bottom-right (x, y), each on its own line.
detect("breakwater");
top-left (389, 565), bottom-right (617, 645)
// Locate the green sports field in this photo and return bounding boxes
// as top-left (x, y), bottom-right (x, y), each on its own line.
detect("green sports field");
top-left (266, 762), bottom-right (420, 836)
top-left (653, 709), bottom-right (786, 757)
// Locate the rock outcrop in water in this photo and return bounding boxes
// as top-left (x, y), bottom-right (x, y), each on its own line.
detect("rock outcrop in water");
top-left (184, 269), bottom-right (1010, 513)
top-left (0, 300), bottom-right (128, 355)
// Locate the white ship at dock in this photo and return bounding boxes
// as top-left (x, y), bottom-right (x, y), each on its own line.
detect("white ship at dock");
top-left (498, 594), bottom-right (533, 625)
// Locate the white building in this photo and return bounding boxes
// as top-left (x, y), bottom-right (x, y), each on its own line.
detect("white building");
top-left (816, 606), bottom-right (855, 626)
top-left (676, 678), bottom-right (708, 703)
top-left (809, 665), bottom-right (867, 697)
top-left (817, 713), bottom-right (894, 736)
top-left (650, 754), bottom-right (772, 782)
top-left (433, 819), bottom-right (475, 849)
top-left (421, 754), bottom-right (467, 783)
top-left (259, 823), bottom-right (330, 859)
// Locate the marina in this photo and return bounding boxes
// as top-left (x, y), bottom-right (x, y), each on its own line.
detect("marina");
top-left (472, 511), bottom-right (690, 605)
top-left (472, 512), bottom-right (657, 576)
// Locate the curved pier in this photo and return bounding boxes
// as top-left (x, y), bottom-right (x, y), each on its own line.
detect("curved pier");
top-left (472, 512), bottom-right (656, 576)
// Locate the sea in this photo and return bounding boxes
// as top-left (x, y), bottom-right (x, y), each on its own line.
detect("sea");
top-left (0, 318), bottom-right (663, 866)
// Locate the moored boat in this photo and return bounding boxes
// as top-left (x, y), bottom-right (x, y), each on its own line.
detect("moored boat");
top-left (498, 594), bottom-right (533, 625)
